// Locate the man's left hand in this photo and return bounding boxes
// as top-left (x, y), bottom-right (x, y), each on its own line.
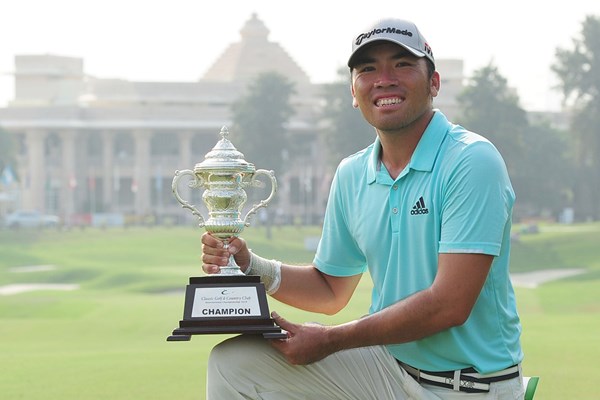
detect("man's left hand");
top-left (269, 312), bottom-right (336, 365)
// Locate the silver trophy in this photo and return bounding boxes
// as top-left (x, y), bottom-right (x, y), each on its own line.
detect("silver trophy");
top-left (172, 126), bottom-right (277, 275)
top-left (167, 126), bottom-right (285, 341)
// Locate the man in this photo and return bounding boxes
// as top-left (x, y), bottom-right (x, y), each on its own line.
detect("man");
top-left (201, 18), bottom-right (524, 399)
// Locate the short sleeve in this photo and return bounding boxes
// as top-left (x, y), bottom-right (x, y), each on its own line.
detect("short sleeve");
top-left (313, 165), bottom-right (368, 276)
top-left (439, 141), bottom-right (515, 256)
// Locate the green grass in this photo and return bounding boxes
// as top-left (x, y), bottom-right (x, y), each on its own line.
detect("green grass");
top-left (1, 223), bottom-right (599, 399)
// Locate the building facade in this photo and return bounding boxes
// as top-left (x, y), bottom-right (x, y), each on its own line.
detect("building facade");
top-left (0, 14), bottom-right (464, 226)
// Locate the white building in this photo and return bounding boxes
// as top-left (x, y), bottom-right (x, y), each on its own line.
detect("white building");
top-left (0, 14), bottom-right (464, 225)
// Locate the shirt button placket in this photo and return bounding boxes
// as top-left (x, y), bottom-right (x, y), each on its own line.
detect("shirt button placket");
top-left (390, 182), bottom-right (401, 233)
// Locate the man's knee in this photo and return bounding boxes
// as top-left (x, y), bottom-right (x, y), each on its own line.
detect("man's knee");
top-left (208, 335), bottom-right (271, 373)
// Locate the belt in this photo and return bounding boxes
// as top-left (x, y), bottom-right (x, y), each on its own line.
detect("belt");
top-left (398, 361), bottom-right (520, 394)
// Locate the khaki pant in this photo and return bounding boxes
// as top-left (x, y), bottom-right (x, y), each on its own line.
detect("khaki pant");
top-left (206, 335), bottom-right (524, 400)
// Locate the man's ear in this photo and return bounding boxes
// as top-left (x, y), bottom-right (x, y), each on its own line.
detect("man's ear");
top-left (430, 71), bottom-right (441, 98)
top-left (351, 84), bottom-right (359, 108)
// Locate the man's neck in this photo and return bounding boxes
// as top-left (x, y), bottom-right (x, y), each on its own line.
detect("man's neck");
top-left (377, 110), bottom-right (434, 179)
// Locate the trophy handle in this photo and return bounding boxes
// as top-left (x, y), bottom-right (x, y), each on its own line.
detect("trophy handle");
top-left (172, 169), bottom-right (206, 227)
top-left (243, 169), bottom-right (277, 226)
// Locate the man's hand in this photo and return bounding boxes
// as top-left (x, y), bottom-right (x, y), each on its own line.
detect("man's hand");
top-left (269, 312), bottom-right (338, 365)
top-left (200, 232), bottom-right (251, 274)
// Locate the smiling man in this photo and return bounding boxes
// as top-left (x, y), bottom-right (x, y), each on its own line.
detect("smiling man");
top-left (201, 18), bottom-right (524, 400)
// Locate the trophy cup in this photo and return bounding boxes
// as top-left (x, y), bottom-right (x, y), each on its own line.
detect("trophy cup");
top-left (167, 126), bottom-right (287, 341)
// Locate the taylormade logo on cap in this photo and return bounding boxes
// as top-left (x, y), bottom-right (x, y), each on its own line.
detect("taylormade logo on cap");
top-left (355, 27), bottom-right (414, 46)
top-left (348, 18), bottom-right (435, 68)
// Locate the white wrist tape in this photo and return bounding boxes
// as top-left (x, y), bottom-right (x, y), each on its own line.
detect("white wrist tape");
top-left (245, 251), bottom-right (282, 295)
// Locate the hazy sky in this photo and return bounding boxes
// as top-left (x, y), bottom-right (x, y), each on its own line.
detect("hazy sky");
top-left (2, 0), bottom-right (599, 111)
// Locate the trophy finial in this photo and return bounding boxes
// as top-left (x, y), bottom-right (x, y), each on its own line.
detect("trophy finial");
top-left (220, 126), bottom-right (230, 140)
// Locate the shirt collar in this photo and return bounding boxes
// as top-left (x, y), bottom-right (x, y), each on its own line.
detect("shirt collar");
top-left (367, 136), bottom-right (382, 184)
top-left (410, 110), bottom-right (450, 172)
top-left (366, 110), bottom-right (450, 184)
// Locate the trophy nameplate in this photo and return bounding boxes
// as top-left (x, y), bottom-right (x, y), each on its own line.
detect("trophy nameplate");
top-left (167, 276), bottom-right (286, 341)
top-left (167, 126), bottom-right (286, 341)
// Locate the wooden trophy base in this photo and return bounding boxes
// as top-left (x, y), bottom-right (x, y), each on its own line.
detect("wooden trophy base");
top-left (167, 275), bottom-right (287, 341)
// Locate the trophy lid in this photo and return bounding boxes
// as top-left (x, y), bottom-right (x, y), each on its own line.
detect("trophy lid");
top-left (194, 126), bottom-right (255, 173)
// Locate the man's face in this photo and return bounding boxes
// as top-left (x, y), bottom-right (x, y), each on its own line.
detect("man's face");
top-left (350, 42), bottom-right (439, 133)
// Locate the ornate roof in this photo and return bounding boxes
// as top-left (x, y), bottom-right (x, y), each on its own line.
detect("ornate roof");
top-left (201, 13), bottom-right (310, 86)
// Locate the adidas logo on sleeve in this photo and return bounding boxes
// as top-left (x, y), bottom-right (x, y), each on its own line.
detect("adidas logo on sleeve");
top-left (410, 196), bottom-right (429, 215)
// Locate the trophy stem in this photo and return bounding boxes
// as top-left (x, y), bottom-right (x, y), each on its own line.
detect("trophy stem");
top-left (219, 241), bottom-right (245, 276)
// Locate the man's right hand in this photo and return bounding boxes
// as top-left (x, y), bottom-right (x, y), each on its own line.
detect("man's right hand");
top-left (200, 232), bottom-right (251, 274)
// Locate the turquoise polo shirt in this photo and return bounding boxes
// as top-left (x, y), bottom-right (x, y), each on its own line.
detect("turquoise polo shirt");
top-left (314, 111), bottom-right (523, 374)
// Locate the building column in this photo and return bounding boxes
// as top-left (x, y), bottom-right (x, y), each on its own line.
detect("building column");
top-left (59, 130), bottom-right (77, 221)
top-left (133, 130), bottom-right (151, 214)
top-left (102, 131), bottom-right (114, 211)
top-left (22, 130), bottom-right (47, 212)
top-left (174, 131), bottom-right (194, 213)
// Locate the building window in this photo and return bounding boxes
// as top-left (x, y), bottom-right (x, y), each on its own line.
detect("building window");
top-left (87, 133), bottom-right (102, 156)
top-left (151, 132), bottom-right (179, 156)
top-left (191, 133), bottom-right (214, 158)
top-left (114, 132), bottom-right (134, 161)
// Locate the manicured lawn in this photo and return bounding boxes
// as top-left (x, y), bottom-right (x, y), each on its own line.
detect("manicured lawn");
top-left (1, 223), bottom-right (598, 399)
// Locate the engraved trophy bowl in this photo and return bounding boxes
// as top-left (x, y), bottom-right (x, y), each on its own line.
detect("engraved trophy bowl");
top-left (172, 126), bottom-right (277, 275)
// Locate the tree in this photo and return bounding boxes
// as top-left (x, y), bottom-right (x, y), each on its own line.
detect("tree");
top-left (457, 62), bottom-right (528, 175)
top-left (319, 67), bottom-right (374, 168)
top-left (457, 63), bottom-right (572, 219)
top-left (231, 71), bottom-right (295, 177)
top-left (552, 15), bottom-right (600, 220)
top-left (230, 72), bottom-right (295, 233)
top-left (516, 120), bottom-right (574, 217)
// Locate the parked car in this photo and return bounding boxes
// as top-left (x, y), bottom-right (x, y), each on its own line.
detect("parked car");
top-left (4, 210), bottom-right (60, 228)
